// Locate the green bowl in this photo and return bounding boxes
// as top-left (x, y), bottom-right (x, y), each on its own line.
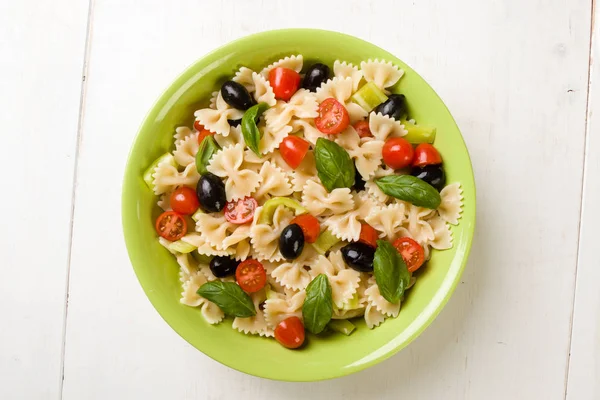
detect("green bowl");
top-left (122, 29), bottom-right (475, 381)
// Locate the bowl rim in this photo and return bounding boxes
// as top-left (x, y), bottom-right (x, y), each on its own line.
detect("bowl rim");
top-left (122, 28), bottom-right (476, 381)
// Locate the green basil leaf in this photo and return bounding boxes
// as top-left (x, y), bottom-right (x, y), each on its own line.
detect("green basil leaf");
top-left (242, 102), bottom-right (269, 156)
top-left (197, 281), bottom-right (256, 318)
top-left (195, 136), bottom-right (221, 175)
top-left (374, 240), bottom-right (410, 303)
top-left (302, 274), bottom-right (333, 334)
top-left (314, 138), bottom-right (355, 192)
top-left (375, 174), bottom-right (441, 209)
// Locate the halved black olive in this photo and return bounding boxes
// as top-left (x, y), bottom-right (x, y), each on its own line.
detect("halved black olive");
top-left (279, 224), bottom-right (305, 260)
top-left (373, 94), bottom-right (407, 120)
top-left (227, 118), bottom-right (241, 127)
top-left (341, 242), bottom-right (375, 272)
top-left (302, 63), bottom-right (330, 92)
top-left (220, 81), bottom-right (255, 110)
top-left (411, 164), bottom-right (446, 191)
top-left (209, 256), bottom-right (239, 278)
top-left (196, 172), bottom-right (226, 212)
top-left (354, 165), bottom-right (366, 191)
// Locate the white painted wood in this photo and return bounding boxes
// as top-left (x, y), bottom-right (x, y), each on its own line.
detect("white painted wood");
top-left (62, 0), bottom-right (592, 399)
top-left (566, 3), bottom-right (600, 399)
top-left (0, 1), bottom-right (89, 399)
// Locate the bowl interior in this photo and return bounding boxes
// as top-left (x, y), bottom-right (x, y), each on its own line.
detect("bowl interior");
top-left (122, 29), bottom-right (475, 381)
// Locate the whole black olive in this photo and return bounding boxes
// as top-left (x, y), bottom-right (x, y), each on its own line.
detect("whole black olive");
top-left (302, 63), bottom-right (330, 92)
top-left (411, 164), bottom-right (446, 191)
top-left (196, 172), bottom-right (227, 212)
top-left (220, 81), bottom-right (255, 110)
top-left (373, 94), bottom-right (408, 121)
top-left (354, 166), bottom-right (366, 191)
top-left (341, 242), bottom-right (375, 272)
top-left (209, 256), bottom-right (239, 278)
top-left (279, 224), bottom-right (305, 260)
top-left (227, 118), bottom-right (241, 127)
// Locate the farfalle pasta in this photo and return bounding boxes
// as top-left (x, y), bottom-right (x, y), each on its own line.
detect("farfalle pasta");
top-left (143, 54), bottom-right (464, 348)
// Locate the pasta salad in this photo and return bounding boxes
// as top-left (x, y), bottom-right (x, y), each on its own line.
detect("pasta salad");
top-left (143, 55), bottom-right (463, 349)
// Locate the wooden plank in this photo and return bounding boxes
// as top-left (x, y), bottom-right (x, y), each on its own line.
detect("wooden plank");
top-left (0, 1), bottom-right (89, 399)
top-left (566, 2), bottom-right (600, 399)
top-left (62, 0), bottom-right (592, 399)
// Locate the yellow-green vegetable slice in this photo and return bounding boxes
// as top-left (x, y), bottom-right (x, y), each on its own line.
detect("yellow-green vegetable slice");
top-left (351, 82), bottom-right (388, 112)
top-left (258, 197), bottom-right (307, 224)
top-left (143, 153), bottom-right (176, 190)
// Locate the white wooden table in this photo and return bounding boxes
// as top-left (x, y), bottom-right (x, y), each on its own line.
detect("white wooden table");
top-left (1, 0), bottom-right (598, 398)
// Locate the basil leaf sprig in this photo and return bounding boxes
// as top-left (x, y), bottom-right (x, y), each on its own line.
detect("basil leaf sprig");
top-left (197, 281), bottom-right (256, 317)
top-left (242, 102), bottom-right (269, 156)
top-left (375, 174), bottom-right (441, 209)
top-left (302, 273), bottom-right (333, 334)
top-left (314, 138), bottom-right (355, 192)
top-left (373, 240), bottom-right (411, 303)
top-left (195, 135), bottom-right (221, 175)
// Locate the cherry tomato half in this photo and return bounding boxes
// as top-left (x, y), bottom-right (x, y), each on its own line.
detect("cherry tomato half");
top-left (155, 211), bottom-right (187, 241)
top-left (197, 128), bottom-right (214, 144)
top-left (290, 214), bottom-right (320, 243)
top-left (393, 237), bottom-right (425, 272)
top-left (236, 259), bottom-right (267, 293)
top-left (358, 223), bottom-right (378, 248)
top-left (353, 120), bottom-right (373, 138)
top-left (280, 136), bottom-right (310, 169)
top-left (274, 316), bottom-right (305, 349)
top-left (170, 187), bottom-right (200, 215)
top-left (224, 196), bottom-right (258, 224)
top-left (193, 120), bottom-right (204, 131)
top-left (315, 98), bottom-right (350, 134)
top-left (412, 143), bottom-right (442, 167)
top-left (269, 67), bottom-right (301, 101)
top-left (382, 137), bottom-right (414, 170)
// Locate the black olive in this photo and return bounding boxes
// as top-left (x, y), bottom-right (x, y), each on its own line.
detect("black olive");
top-left (341, 242), bottom-right (375, 272)
top-left (354, 166), bottom-right (366, 191)
top-left (411, 164), bottom-right (446, 191)
top-left (302, 63), bottom-right (330, 92)
top-left (373, 94), bottom-right (408, 121)
top-left (220, 81), bottom-right (255, 110)
top-left (209, 256), bottom-right (239, 278)
top-left (227, 118), bottom-right (241, 127)
top-left (196, 172), bottom-right (226, 212)
top-left (279, 224), bottom-right (305, 260)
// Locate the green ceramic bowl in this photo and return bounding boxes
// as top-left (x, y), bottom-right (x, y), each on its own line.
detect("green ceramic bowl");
top-left (122, 29), bottom-right (475, 381)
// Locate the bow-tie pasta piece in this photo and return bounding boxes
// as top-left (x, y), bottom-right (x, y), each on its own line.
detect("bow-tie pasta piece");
top-left (260, 54), bottom-right (303, 78)
top-left (360, 59), bottom-right (404, 93)
top-left (438, 183), bottom-right (464, 225)
top-left (301, 180), bottom-right (354, 216)
top-left (207, 143), bottom-right (262, 201)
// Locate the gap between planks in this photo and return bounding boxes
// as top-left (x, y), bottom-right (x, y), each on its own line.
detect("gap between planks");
top-left (563, 0), bottom-right (597, 398)
top-left (57, 0), bottom-right (96, 398)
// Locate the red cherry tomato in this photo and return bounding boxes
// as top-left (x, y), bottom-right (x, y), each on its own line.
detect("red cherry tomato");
top-left (412, 143), bottom-right (442, 167)
top-left (224, 196), bottom-right (258, 224)
top-left (274, 316), bottom-right (305, 349)
top-left (236, 259), bottom-right (267, 293)
top-left (315, 98), bottom-right (350, 134)
top-left (193, 120), bottom-right (204, 131)
top-left (269, 67), bottom-right (301, 101)
top-left (382, 137), bottom-right (414, 170)
top-left (353, 120), bottom-right (373, 138)
top-left (155, 211), bottom-right (187, 241)
top-left (197, 128), bottom-right (214, 144)
top-left (280, 136), bottom-right (310, 169)
top-left (170, 187), bottom-right (200, 215)
top-left (358, 223), bottom-right (378, 248)
top-left (393, 237), bottom-right (425, 272)
top-left (290, 214), bottom-right (320, 243)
